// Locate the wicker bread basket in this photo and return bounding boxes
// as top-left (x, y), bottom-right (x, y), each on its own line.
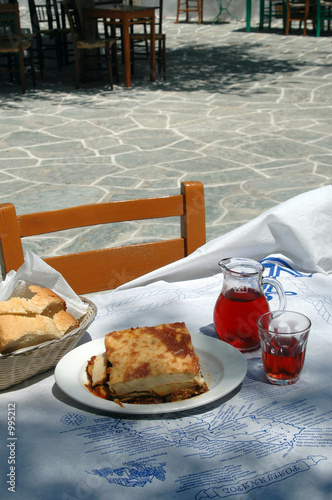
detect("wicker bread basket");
top-left (0, 297), bottom-right (97, 390)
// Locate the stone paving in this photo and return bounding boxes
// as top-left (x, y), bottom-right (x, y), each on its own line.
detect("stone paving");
top-left (0, 17), bottom-right (331, 260)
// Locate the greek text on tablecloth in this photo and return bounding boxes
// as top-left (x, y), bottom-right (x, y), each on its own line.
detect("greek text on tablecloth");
top-left (58, 395), bottom-right (332, 495)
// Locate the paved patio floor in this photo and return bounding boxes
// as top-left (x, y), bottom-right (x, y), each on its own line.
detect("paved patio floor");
top-left (0, 16), bottom-right (331, 260)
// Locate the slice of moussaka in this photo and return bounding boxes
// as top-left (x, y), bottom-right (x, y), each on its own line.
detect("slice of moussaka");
top-left (86, 322), bottom-right (208, 404)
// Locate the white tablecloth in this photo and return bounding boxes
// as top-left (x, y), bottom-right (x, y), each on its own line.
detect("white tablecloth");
top-left (1, 186), bottom-right (332, 500)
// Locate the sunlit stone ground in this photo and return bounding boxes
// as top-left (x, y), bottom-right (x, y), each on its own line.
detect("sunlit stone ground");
top-left (0, 16), bottom-right (331, 259)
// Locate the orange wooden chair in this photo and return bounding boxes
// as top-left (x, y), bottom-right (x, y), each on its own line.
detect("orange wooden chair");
top-left (176, 0), bottom-right (203, 24)
top-left (285, 0), bottom-right (314, 35)
top-left (0, 181), bottom-right (205, 294)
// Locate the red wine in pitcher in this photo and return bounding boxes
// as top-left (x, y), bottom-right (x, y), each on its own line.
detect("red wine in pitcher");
top-left (214, 287), bottom-right (269, 351)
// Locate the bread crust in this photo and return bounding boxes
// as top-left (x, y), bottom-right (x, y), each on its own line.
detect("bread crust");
top-left (0, 315), bottom-right (62, 353)
top-left (0, 286), bottom-right (66, 317)
top-left (53, 310), bottom-right (79, 334)
top-left (0, 286), bottom-right (79, 354)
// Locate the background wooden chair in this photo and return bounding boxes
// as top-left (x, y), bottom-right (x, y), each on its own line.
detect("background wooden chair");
top-left (0, 181), bottom-right (206, 294)
top-left (130, 0), bottom-right (166, 79)
top-left (28, 0), bottom-right (71, 77)
top-left (285, 0), bottom-right (314, 35)
top-left (176, 0), bottom-right (202, 24)
top-left (0, 2), bottom-right (36, 93)
top-left (62, 0), bottom-right (117, 89)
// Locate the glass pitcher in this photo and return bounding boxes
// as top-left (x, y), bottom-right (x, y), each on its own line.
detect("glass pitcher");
top-left (213, 257), bottom-right (286, 352)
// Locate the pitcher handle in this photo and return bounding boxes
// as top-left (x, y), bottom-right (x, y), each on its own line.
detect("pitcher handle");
top-left (262, 277), bottom-right (287, 311)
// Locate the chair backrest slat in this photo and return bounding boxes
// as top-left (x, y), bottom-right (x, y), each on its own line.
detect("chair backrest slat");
top-left (44, 239), bottom-right (185, 292)
top-left (0, 3), bottom-right (22, 42)
top-left (17, 195), bottom-right (185, 236)
top-left (29, 0), bottom-right (62, 32)
top-left (62, 0), bottom-right (82, 39)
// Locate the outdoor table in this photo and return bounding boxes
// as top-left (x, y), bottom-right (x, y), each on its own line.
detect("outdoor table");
top-left (83, 4), bottom-right (156, 88)
top-left (0, 185), bottom-right (332, 500)
top-left (212, 0), bottom-right (238, 24)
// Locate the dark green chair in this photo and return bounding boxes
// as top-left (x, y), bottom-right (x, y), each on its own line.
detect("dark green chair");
top-left (316, 0), bottom-right (332, 35)
top-left (260, 0), bottom-right (285, 29)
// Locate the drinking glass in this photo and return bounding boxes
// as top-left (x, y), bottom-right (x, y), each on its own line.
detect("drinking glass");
top-left (257, 310), bottom-right (311, 385)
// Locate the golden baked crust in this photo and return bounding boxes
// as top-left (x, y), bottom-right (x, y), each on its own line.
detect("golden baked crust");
top-left (28, 286), bottom-right (66, 316)
top-left (52, 310), bottom-right (79, 334)
top-left (0, 285), bottom-right (66, 317)
top-left (0, 286), bottom-right (79, 354)
top-left (87, 322), bottom-right (208, 404)
top-left (0, 314), bottom-right (63, 353)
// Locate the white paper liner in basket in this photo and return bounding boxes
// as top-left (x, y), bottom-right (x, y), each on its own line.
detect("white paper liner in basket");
top-left (0, 250), bottom-right (88, 318)
top-left (0, 297), bottom-right (97, 390)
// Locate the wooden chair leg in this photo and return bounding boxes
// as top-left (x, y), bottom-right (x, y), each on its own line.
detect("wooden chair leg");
top-left (269, 1), bottom-right (273, 28)
top-left (285, 14), bottom-right (290, 34)
top-left (18, 50), bottom-right (26, 93)
top-left (54, 33), bottom-right (62, 72)
top-left (32, 33), bottom-right (45, 79)
top-left (197, 0), bottom-right (201, 23)
top-left (162, 37), bottom-right (166, 79)
top-left (29, 46), bottom-right (36, 87)
top-left (176, 0), bottom-right (180, 22)
top-left (112, 41), bottom-right (119, 83)
top-left (7, 54), bottom-right (13, 82)
top-left (157, 39), bottom-right (161, 75)
top-left (105, 41), bottom-right (113, 90)
top-left (74, 49), bottom-right (80, 88)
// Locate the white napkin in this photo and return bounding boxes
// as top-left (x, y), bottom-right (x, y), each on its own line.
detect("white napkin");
top-left (0, 249), bottom-right (88, 318)
top-left (117, 185), bottom-right (332, 290)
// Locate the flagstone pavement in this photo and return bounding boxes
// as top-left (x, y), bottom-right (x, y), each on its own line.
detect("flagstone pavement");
top-left (0, 16), bottom-right (331, 262)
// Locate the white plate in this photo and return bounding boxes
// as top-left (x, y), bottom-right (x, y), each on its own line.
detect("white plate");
top-left (54, 333), bottom-right (247, 415)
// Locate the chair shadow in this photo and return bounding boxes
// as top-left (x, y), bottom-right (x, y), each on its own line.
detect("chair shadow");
top-left (162, 41), bottom-right (310, 93)
top-left (0, 34), bottom-right (318, 99)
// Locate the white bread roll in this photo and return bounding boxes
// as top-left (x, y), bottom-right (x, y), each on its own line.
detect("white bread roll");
top-left (0, 286), bottom-right (80, 354)
top-left (0, 286), bottom-right (66, 317)
top-left (52, 310), bottom-right (79, 335)
top-left (0, 315), bottom-right (63, 353)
